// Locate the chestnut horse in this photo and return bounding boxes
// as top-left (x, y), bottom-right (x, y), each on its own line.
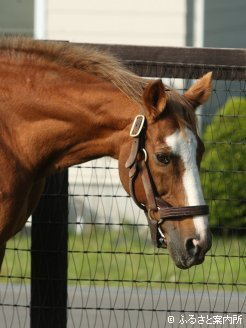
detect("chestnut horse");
top-left (0, 38), bottom-right (212, 270)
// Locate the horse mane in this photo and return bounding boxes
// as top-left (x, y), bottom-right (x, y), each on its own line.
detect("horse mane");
top-left (0, 37), bottom-right (197, 130)
top-left (0, 37), bottom-right (149, 103)
top-left (165, 90), bottom-right (198, 134)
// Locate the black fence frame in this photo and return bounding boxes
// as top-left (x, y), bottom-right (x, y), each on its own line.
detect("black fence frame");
top-left (31, 44), bottom-right (246, 328)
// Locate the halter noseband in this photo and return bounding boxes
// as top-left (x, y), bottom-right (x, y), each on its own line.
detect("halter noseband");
top-left (125, 115), bottom-right (209, 248)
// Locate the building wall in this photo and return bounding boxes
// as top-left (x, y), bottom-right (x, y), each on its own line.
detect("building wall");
top-left (204, 0), bottom-right (246, 48)
top-left (0, 0), bottom-right (33, 35)
top-left (46, 0), bottom-right (187, 46)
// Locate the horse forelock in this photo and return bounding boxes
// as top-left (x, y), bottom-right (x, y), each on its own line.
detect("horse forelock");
top-left (165, 89), bottom-right (198, 135)
top-left (0, 37), bottom-right (148, 104)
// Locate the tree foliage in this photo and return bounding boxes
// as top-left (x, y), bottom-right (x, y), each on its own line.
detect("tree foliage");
top-left (201, 97), bottom-right (246, 228)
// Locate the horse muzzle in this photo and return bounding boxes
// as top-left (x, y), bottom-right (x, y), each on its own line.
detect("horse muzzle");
top-left (166, 228), bottom-right (212, 269)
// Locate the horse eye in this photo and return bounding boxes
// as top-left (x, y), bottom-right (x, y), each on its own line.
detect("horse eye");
top-left (156, 153), bottom-right (171, 165)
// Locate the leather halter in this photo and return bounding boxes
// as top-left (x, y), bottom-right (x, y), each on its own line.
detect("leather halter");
top-left (125, 115), bottom-right (209, 248)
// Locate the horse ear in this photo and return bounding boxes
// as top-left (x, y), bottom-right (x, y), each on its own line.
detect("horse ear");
top-left (143, 79), bottom-right (167, 121)
top-left (184, 72), bottom-right (213, 108)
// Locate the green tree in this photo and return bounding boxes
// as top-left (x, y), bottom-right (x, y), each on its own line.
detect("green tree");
top-left (201, 97), bottom-right (246, 228)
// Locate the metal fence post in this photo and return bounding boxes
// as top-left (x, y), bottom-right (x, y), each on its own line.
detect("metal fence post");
top-left (31, 171), bottom-right (68, 328)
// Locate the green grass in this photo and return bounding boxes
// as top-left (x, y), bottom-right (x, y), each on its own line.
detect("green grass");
top-left (1, 225), bottom-right (245, 292)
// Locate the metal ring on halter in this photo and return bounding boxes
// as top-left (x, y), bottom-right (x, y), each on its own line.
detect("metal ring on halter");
top-left (142, 148), bottom-right (148, 162)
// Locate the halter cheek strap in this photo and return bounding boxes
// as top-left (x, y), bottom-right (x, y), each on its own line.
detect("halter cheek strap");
top-left (125, 115), bottom-right (209, 248)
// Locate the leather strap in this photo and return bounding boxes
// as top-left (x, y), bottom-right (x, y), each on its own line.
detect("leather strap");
top-left (145, 213), bottom-right (164, 248)
top-left (138, 160), bottom-right (157, 211)
top-left (125, 138), bottom-right (140, 169)
top-left (129, 163), bottom-right (145, 211)
top-left (158, 203), bottom-right (209, 220)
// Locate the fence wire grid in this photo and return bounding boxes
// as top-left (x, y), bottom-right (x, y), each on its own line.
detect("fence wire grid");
top-left (0, 45), bottom-right (245, 328)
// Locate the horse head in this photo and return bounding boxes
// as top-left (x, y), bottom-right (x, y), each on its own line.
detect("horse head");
top-left (119, 72), bottom-right (213, 269)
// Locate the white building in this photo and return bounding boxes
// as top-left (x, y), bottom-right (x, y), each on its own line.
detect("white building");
top-left (41, 0), bottom-right (187, 46)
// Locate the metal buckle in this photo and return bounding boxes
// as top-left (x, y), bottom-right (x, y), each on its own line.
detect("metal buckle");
top-left (130, 115), bottom-right (145, 137)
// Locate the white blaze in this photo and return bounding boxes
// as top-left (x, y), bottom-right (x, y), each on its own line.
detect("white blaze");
top-left (165, 128), bottom-right (208, 240)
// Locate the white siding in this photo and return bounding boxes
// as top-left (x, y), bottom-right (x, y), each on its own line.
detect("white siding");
top-left (204, 0), bottom-right (246, 48)
top-left (0, 0), bottom-right (33, 35)
top-left (46, 0), bottom-right (186, 46)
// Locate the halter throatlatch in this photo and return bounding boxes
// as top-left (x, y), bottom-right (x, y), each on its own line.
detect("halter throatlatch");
top-left (125, 115), bottom-right (209, 248)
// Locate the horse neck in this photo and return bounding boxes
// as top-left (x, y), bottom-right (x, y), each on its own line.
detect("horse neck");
top-left (12, 71), bottom-right (139, 177)
top-left (52, 81), bottom-right (138, 170)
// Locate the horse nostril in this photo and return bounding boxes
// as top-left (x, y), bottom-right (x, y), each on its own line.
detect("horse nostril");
top-left (185, 238), bottom-right (201, 257)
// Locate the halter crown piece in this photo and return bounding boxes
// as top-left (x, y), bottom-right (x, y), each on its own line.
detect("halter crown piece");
top-left (125, 115), bottom-right (209, 248)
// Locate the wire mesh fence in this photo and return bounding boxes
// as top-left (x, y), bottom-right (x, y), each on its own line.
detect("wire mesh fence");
top-left (0, 44), bottom-right (245, 328)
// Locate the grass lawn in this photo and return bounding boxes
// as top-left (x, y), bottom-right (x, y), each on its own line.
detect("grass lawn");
top-left (1, 225), bottom-right (245, 292)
